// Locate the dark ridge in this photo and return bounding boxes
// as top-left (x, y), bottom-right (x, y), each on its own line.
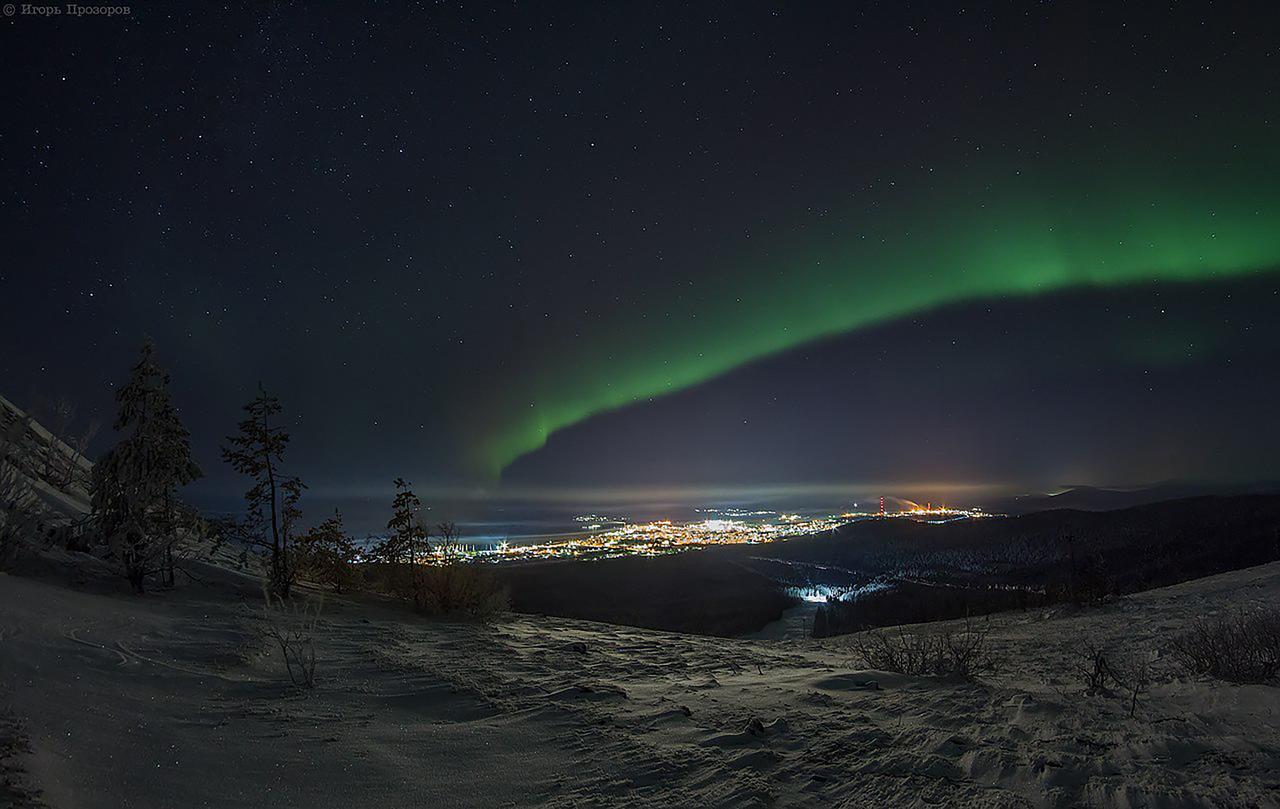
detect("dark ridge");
top-left (799, 494), bottom-right (1280, 636)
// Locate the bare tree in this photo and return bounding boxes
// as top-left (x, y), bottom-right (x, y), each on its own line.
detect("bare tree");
top-left (435, 520), bottom-right (462, 562)
top-left (33, 396), bottom-right (99, 492)
top-left (0, 410), bottom-right (41, 568)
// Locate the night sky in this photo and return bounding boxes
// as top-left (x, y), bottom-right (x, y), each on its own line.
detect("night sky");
top-left (4, 2), bottom-right (1279, 506)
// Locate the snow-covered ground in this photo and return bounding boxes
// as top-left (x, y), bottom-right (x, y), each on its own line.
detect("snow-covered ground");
top-left (2, 555), bottom-right (1278, 808)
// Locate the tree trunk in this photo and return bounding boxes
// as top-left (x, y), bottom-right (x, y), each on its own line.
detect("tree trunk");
top-left (263, 442), bottom-right (287, 598)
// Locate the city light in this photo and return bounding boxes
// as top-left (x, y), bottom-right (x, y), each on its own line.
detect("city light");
top-left (440, 500), bottom-right (1000, 564)
top-left (466, 513), bottom-right (845, 563)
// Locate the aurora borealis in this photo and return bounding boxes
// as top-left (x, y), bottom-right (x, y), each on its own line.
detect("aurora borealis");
top-left (4, 1), bottom-right (1279, 512)
top-left (477, 148), bottom-right (1280, 474)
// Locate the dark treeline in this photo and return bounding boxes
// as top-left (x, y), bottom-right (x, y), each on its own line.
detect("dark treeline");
top-left (802, 495), bottom-right (1280, 637)
top-left (1, 341), bottom-right (507, 618)
top-left (812, 584), bottom-right (1048, 639)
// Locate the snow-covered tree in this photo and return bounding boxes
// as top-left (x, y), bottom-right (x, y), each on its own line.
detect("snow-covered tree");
top-left (91, 341), bottom-right (203, 592)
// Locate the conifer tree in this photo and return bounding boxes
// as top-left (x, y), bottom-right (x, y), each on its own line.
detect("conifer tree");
top-left (374, 478), bottom-right (431, 605)
top-left (91, 341), bottom-right (203, 592)
top-left (222, 384), bottom-right (305, 598)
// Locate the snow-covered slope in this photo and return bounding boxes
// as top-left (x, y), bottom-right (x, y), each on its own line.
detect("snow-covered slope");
top-left (0, 393), bottom-right (93, 522)
top-left (2, 556), bottom-right (1278, 808)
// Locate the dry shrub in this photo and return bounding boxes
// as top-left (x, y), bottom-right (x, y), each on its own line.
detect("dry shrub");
top-left (416, 561), bottom-right (510, 618)
top-left (1073, 642), bottom-right (1152, 717)
top-left (404, 521), bottom-right (509, 618)
top-left (848, 616), bottom-right (998, 680)
top-left (260, 586), bottom-right (322, 688)
top-left (1169, 608), bottom-right (1280, 684)
top-left (1077, 641), bottom-right (1123, 696)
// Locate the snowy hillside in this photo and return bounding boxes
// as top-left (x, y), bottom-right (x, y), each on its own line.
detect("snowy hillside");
top-left (0, 393), bottom-right (93, 522)
top-left (2, 552), bottom-right (1278, 807)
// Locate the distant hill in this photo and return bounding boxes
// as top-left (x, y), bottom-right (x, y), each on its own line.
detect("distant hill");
top-left (777, 493), bottom-right (1280, 636)
top-left (760, 493), bottom-right (1280, 580)
top-left (990, 481), bottom-right (1280, 515)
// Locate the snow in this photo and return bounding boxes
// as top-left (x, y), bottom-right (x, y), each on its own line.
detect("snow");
top-left (2, 557), bottom-right (1279, 807)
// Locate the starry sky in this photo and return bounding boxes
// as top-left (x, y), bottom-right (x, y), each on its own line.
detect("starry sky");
top-left (3, 1), bottom-right (1279, 504)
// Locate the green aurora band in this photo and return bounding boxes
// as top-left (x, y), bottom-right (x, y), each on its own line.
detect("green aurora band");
top-left (476, 151), bottom-right (1280, 476)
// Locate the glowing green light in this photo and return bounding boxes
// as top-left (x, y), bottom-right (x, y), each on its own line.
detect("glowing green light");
top-left (472, 148), bottom-right (1280, 476)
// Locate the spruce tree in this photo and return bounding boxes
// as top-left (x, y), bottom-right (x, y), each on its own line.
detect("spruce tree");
top-left (91, 341), bottom-right (203, 592)
top-left (374, 478), bottom-right (430, 605)
top-left (221, 384), bottom-right (305, 598)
